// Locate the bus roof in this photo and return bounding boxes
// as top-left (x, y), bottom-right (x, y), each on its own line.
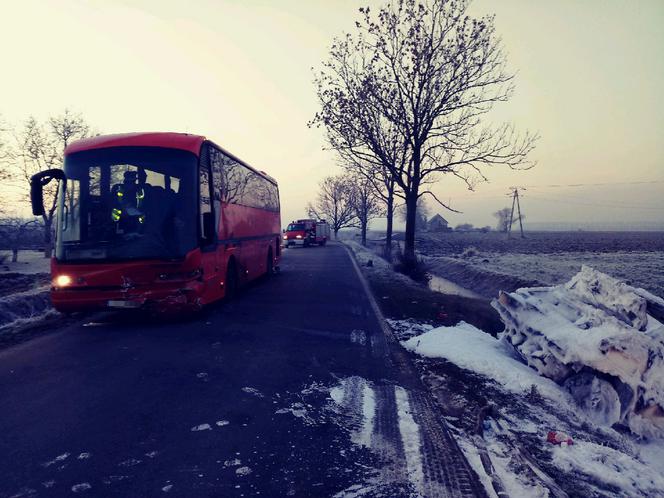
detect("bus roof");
top-left (65, 132), bottom-right (278, 185)
top-left (64, 132), bottom-right (206, 156)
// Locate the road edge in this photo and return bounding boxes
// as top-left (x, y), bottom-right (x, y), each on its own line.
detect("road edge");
top-left (341, 242), bottom-right (489, 498)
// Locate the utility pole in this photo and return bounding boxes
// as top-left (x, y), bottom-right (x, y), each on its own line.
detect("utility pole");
top-left (507, 187), bottom-right (525, 239)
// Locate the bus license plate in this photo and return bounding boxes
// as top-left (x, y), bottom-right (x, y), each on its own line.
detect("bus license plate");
top-left (107, 300), bottom-right (142, 309)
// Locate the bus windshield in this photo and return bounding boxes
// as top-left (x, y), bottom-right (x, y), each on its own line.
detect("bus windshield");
top-left (56, 146), bottom-right (198, 262)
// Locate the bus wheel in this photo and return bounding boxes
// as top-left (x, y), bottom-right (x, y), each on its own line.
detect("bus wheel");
top-left (266, 249), bottom-right (273, 277)
top-left (225, 260), bottom-right (238, 299)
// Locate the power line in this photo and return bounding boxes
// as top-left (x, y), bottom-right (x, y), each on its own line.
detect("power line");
top-left (523, 179), bottom-right (664, 189)
top-left (525, 195), bottom-right (663, 211)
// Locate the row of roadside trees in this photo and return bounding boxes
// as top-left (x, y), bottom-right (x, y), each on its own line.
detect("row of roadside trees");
top-left (0, 110), bottom-right (93, 258)
top-left (309, 0), bottom-right (537, 268)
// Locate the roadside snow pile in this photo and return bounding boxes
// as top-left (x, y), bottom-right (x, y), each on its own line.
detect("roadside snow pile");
top-left (401, 321), bottom-right (570, 405)
top-left (492, 266), bottom-right (664, 438)
top-left (0, 286), bottom-right (55, 333)
top-left (344, 241), bottom-right (414, 286)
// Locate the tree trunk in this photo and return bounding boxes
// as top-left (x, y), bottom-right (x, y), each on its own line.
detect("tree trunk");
top-left (11, 248), bottom-right (18, 263)
top-left (43, 218), bottom-right (53, 258)
top-left (361, 218), bottom-right (367, 246)
top-left (334, 228), bottom-right (339, 240)
top-left (384, 188), bottom-right (394, 261)
top-left (403, 192), bottom-right (418, 266)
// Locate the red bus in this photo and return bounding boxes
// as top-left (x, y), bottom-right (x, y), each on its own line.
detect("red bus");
top-left (30, 132), bottom-right (281, 313)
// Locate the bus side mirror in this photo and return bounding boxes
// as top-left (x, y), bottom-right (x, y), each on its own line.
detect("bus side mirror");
top-left (30, 169), bottom-right (66, 216)
top-left (202, 211), bottom-right (216, 243)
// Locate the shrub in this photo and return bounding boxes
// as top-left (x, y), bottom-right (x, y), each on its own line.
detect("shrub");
top-left (393, 255), bottom-right (431, 284)
top-left (460, 246), bottom-right (479, 258)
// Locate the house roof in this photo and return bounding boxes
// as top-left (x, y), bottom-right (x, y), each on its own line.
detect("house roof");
top-left (429, 214), bottom-right (448, 224)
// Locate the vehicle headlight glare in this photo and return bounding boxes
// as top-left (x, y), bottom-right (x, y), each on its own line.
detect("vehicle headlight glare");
top-left (55, 275), bottom-right (72, 287)
top-left (296, 235), bottom-right (302, 239)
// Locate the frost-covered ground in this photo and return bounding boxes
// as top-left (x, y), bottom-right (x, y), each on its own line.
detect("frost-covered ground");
top-left (347, 240), bottom-right (664, 496)
top-left (394, 319), bottom-right (664, 498)
top-left (456, 250), bottom-right (664, 298)
top-left (0, 250), bottom-right (50, 274)
top-left (0, 251), bottom-right (57, 342)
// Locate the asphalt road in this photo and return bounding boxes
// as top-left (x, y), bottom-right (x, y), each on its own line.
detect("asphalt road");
top-left (0, 243), bottom-right (485, 498)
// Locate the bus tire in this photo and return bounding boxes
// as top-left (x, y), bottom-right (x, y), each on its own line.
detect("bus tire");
top-left (266, 248), bottom-right (273, 277)
top-left (225, 259), bottom-right (238, 300)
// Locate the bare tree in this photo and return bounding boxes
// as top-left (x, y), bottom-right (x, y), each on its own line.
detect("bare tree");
top-left (494, 207), bottom-right (524, 233)
top-left (0, 218), bottom-right (40, 262)
top-left (11, 110), bottom-right (92, 257)
top-left (307, 174), bottom-right (357, 239)
top-left (351, 174), bottom-right (384, 246)
top-left (397, 196), bottom-right (429, 233)
top-left (311, 28), bottom-right (410, 261)
top-left (314, 0), bottom-right (537, 267)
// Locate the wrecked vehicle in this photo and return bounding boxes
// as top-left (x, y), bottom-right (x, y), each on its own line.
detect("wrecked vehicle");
top-left (492, 266), bottom-right (664, 439)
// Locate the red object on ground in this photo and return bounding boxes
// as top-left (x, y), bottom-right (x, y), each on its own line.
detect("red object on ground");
top-left (547, 431), bottom-right (574, 446)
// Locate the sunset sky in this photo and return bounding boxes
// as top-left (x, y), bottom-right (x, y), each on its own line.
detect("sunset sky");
top-left (1, 0), bottom-right (662, 229)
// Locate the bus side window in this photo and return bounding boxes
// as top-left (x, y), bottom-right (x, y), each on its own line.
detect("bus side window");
top-left (210, 146), bottom-right (223, 232)
top-left (199, 144), bottom-right (214, 245)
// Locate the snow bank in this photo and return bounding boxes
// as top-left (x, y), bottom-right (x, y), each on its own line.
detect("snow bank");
top-left (401, 321), bottom-right (569, 405)
top-left (0, 287), bottom-right (52, 331)
top-left (492, 266), bottom-right (664, 438)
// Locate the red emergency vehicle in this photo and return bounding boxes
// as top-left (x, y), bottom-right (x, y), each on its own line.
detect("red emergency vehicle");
top-left (283, 219), bottom-right (330, 247)
top-left (30, 132), bottom-right (281, 313)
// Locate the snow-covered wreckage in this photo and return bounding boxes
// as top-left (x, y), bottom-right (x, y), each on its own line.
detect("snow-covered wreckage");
top-left (492, 266), bottom-right (664, 439)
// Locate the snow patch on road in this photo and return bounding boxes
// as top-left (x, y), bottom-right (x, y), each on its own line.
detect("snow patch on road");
top-left (71, 482), bottom-right (91, 493)
top-left (215, 420), bottom-right (230, 427)
top-left (235, 466), bottom-right (252, 476)
top-left (394, 386), bottom-right (424, 495)
top-left (241, 387), bottom-right (265, 398)
top-left (350, 329), bottom-right (367, 345)
top-left (42, 452), bottom-right (70, 468)
top-left (329, 377), bottom-right (377, 449)
top-left (190, 423), bottom-right (212, 432)
top-left (354, 383), bottom-right (376, 448)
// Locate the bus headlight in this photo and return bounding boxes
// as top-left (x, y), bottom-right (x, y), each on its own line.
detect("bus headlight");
top-left (283, 235), bottom-right (287, 240)
top-left (54, 274), bottom-right (72, 287)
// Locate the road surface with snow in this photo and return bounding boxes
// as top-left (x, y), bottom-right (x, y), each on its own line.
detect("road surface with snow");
top-left (0, 243), bottom-right (484, 498)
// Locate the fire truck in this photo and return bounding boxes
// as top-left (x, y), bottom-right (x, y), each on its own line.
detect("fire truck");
top-left (283, 219), bottom-right (329, 247)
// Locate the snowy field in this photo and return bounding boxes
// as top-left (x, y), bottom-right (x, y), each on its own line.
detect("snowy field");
top-left (386, 231), bottom-right (664, 298)
top-left (455, 250), bottom-right (664, 298)
top-left (0, 251), bottom-right (53, 338)
top-left (0, 250), bottom-right (51, 274)
top-left (411, 230), bottom-right (664, 256)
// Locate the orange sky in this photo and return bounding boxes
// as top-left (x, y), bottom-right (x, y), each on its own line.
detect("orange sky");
top-left (1, 0), bottom-right (662, 229)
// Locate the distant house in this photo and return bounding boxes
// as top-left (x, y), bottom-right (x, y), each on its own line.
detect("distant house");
top-left (427, 214), bottom-right (450, 232)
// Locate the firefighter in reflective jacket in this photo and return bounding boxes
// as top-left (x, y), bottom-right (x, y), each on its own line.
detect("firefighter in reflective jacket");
top-left (111, 170), bottom-right (146, 232)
